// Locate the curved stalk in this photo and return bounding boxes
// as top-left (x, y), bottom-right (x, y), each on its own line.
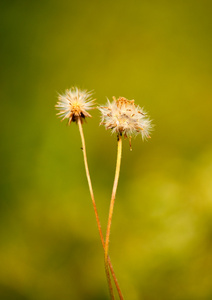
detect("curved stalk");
top-left (104, 134), bottom-right (123, 300)
top-left (77, 119), bottom-right (123, 300)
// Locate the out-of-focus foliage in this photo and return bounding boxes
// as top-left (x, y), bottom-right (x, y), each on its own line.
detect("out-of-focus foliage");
top-left (1, 0), bottom-right (212, 299)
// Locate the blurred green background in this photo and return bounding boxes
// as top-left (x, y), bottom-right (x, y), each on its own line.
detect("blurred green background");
top-left (1, 0), bottom-right (212, 299)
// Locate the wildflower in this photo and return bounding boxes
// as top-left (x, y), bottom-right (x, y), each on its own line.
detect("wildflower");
top-left (99, 96), bottom-right (152, 141)
top-left (55, 87), bottom-right (95, 125)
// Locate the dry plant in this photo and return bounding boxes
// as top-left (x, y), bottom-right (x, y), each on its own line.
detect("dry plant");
top-left (55, 88), bottom-right (152, 300)
top-left (99, 97), bottom-right (152, 299)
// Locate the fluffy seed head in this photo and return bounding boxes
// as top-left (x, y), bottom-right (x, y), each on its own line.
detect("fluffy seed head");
top-left (55, 87), bottom-right (95, 125)
top-left (99, 96), bottom-right (152, 140)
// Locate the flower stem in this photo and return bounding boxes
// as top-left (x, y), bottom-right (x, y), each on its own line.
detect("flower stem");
top-left (104, 134), bottom-right (123, 300)
top-left (77, 119), bottom-right (124, 300)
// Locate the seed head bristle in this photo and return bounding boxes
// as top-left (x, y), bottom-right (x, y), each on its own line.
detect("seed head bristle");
top-left (55, 87), bottom-right (95, 125)
top-left (98, 96), bottom-right (152, 141)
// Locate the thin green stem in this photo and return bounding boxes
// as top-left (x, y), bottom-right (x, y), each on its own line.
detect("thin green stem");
top-left (77, 119), bottom-right (123, 300)
top-left (105, 134), bottom-right (122, 300)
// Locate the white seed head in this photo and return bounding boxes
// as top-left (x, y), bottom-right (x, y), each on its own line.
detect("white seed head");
top-left (99, 96), bottom-right (152, 140)
top-left (55, 87), bottom-right (95, 125)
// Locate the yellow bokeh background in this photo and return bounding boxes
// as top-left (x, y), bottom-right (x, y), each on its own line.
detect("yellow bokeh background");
top-left (1, 1), bottom-right (212, 299)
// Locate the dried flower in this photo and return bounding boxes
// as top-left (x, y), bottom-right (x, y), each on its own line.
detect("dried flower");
top-left (99, 96), bottom-right (152, 141)
top-left (55, 87), bottom-right (95, 125)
